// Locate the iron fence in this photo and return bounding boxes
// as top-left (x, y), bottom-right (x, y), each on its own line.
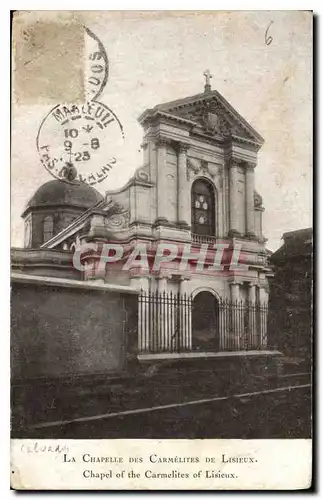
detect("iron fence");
top-left (138, 290), bottom-right (191, 353)
top-left (219, 298), bottom-right (268, 351)
top-left (138, 290), bottom-right (268, 354)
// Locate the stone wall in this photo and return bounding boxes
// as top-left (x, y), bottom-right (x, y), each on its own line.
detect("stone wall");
top-left (11, 277), bottom-right (138, 382)
top-left (268, 256), bottom-right (312, 362)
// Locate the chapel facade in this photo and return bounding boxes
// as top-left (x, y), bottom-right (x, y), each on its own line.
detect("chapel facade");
top-left (17, 76), bottom-right (271, 356)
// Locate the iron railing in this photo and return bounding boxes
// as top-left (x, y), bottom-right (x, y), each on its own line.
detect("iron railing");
top-left (138, 290), bottom-right (191, 353)
top-left (138, 290), bottom-right (268, 354)
top-left (191, 233), bottom-right (218, 245)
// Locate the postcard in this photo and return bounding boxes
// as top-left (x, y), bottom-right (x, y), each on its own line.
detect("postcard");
top-left (11, 10), bottom-right (313, 490)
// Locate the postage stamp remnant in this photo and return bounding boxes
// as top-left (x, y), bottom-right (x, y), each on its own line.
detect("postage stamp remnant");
top-left (13, 14), bottom-right (110, 105)
top-left (13, 15), bottom-right (84, 105)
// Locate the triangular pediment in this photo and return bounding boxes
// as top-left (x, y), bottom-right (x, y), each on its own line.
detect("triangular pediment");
top-left (139, 90), bottom-right (264, 145)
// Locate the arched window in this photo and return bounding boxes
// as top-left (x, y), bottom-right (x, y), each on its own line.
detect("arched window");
top-left (43, 216), bottom-right (54, 243)
top-left (191, 179), bottom-right (215, 236)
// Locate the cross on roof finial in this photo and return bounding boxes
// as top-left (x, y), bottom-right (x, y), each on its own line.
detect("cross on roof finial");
top-left (203, 69), bottom-right (212, 92)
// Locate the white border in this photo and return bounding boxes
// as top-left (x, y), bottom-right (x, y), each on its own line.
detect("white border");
top-left (2, 3), bottom-right (318, 498)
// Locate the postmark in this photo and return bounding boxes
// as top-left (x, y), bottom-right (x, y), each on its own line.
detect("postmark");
top-left (84, 26), bottom-right (109, 101)
top-left (36, 101), bottom-right (125, 186)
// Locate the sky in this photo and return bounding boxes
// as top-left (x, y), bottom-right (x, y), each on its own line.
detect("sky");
top-left (11, 10), bottom-right (312, 251)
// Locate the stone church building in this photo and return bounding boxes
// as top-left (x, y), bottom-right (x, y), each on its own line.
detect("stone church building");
top-left (12, 76), bottom-right (274, 380)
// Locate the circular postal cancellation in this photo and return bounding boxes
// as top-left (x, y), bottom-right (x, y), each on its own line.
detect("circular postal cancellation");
top-left (36, 101), bottom-right (125, 186)
top-left (84, 26), bottom-right (109, 102)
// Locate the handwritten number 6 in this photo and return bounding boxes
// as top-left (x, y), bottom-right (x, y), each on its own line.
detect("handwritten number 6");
top-left (265, 21), bottom-right (273, 46)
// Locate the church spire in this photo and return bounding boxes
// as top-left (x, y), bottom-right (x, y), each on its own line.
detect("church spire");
top-left (203, 69), bottom-right (212, 93)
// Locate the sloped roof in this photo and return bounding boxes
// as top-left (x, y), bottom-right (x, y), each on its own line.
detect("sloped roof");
top-left (22, 180), bottom-right (104, 217)
top-left (271, 228), bottom-right (313, 262)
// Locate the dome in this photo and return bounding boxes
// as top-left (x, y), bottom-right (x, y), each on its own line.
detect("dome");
top-left (23, 180), bottom-right (104, 215)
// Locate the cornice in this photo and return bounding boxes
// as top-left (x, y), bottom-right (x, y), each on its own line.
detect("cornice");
top-left (11, 272), bottom-right (139, 294)
top-left (139, 91), bottom-right (264, 146)
top-left (177, 142), bottom-right (190, 154)
top-left (231, 134), bottom-right (263, 151)
top-left (11, 247), bottom-right (74, 267)
top-left (155, 136), bottom-right (174, 148)
top-left (21, 203), bottom-right (87, 219)
top-left (128, 178), bottom-right (155, 188)
top-left (139, 109), bottom-right (197, 127)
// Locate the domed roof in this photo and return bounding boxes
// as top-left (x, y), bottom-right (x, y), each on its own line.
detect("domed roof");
top-left (24, 180), bottom-right (104, 214)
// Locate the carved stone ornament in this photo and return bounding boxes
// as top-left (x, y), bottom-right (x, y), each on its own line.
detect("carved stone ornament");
top-left (134, 165), bottom-right (150, 182)
top-left (207, 162), bottom-right (223, 180)
top-left (187, 157), bottom-right (223, 183)
top-left (105, 211), bottom-right (130, 230)
top-left (178, 142), bottom-right (189, 154)
top-left (203, 111), bottom-right (222, 135)
top-left (103, 196), bottom-right (125, 216)
top-left (186, 157), bottom-right (202, 180)
top-left (100, 196), bottom-right (130, 230)
top-left (201, 100), bottom-right (232, 137)
top-left (254, 190), bottom-right (263, 208)
top-left (155, 137), bottom-right (172, 148)
top-left (168, 97), bottom-right (257, 140)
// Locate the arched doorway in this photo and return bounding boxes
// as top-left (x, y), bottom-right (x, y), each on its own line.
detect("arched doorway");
top-left (192, 291), bottom-right (220, 351)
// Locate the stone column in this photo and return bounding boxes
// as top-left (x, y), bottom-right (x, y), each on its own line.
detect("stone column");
top-left (218, 296), bottom-right (226, 351)
top-left (179, 276), bottom-right (192, 350)
top-left (248, 283), bottom-right (257, 349)
top-left (259, 286), bottom-right (269, 348)
top-left (129, 273), bottom-right (150, 291)
top-left (81, 216), bottom-right (107, 282)
top-left (177, 143), bottom-right (190, 228)
top-left (245, 163), bottom-right (256, 238)
top-left (230, 281), bottom-right (240, 302)
top-left (155, 138), bottom-right (168, 224)
top-left (156, 274), bottom-right (168, 351)
top-left (79, 236), bottom-right (102, 282)
top-left (229, 161), bottom-right (240, 237)
top-left (130, 274), bottom-right (150, 353)
top-left (230, 281), bottom-right (241, 349)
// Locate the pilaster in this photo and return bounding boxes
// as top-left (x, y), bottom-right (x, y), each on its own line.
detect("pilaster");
top-left (228, 160), bottom-right (241, 237)
top-left (155, 138), bottom-right (169, 225)
top-left (177, 143), bottom-right (190, 228)
top-left (179, 275), bottom-right (192, 350)
top-left (245, 162), bottom-right (257, 239)
top-left (129, 273), bottom-right (150, 291)
top-left (248, 282), bottom-right (256, 302)
top-left (155, 273), bottom-right (171, 351)
top-left (230, 280), bottom-right (241, 302)
top-left (259, 285), bottom-right (268, 348)
top-left (134, 274), bottom-right (150, 352)
top-left (229, 280), bottom-right (241, 349)
top-left (248, 282), bottom-right (257, 348)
